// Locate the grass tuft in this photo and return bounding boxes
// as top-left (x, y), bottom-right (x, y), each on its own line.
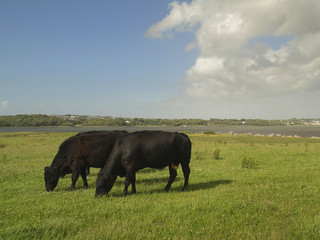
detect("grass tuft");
top-left (241, 156), bottom-right (258, 169)
top-left (213, 148), bottom-right (221, 160)
top-left (203, 130), bottom-right (215, 135)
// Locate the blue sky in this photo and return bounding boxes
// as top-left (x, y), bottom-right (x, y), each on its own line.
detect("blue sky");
top-left (1, 1), bottom-right (320, 119)
top-left (1, 1), bottom-right (194, 116)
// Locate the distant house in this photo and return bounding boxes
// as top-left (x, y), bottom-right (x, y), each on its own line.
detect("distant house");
top-left (312, 121), bottom-right (320, 125)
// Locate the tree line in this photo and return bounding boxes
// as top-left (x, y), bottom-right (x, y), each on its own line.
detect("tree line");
top-left (0, 115), bottom-right (74, 127)
top-left (0, 114), bottom-right (318, 127)
top-left (0, 115), bottom-right (208, 127)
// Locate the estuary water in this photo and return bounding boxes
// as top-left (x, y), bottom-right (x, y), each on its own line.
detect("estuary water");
top-left (1, 125), bottom-right (320, 138)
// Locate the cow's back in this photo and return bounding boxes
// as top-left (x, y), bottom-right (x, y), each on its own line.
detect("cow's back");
top-left (120, 131), bottom-right (191, 169)
top-left (76, 131), bottom-right (128, 168)
top-left (51, 131), bottom-right (127, 169)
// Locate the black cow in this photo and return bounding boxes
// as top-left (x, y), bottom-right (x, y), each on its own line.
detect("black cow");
top-left (95, 131), bottom-right (192, 197)
top-left (74, 131), bottom-right (123, 176)
top-left (44, 131), bottom-right (127, 192)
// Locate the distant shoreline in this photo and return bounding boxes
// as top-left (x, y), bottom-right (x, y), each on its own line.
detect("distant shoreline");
top-left (1, 125), bottom-right (320, 138)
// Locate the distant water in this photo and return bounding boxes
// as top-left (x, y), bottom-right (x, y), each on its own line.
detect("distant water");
top-left (1, 125), bottom-right (320, 138)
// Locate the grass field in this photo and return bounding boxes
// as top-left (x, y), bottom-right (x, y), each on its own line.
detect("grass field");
top-left (0, 132), bottom-right (320, 239)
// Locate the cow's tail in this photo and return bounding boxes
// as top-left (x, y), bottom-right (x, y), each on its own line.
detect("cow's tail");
top-left (176, 133), bottom-right (192, 165)
top-left (177, 134), bottom-right (191, 191)
top-left (184, 136), bottom-right (192, 165)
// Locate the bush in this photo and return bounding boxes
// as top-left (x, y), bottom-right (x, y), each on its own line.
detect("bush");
top-left (242, 157), bottom-right (258, 169)
top-left (213, 149), bottom-right (221, 160)
top-left (203, 130), bottom-right (215, 135)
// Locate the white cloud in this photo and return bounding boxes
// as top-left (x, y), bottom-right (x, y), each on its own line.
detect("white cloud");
top-left (0, 100), bottom-right (16, 115)
top-left (0, 100), bottom-right (43, 115)
top-left (0, 100), bottom-right (17, 115)
top-left (147, 0), bottom-right (320, 109)
top-left (188, 56), bottom-right (224, 77)
top-left (1, 100), bottom-right (9, 107)
top-left (146, 1), bottom-right (202, 38)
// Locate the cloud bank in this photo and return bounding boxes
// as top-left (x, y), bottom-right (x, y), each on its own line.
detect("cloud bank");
top-left (147, 0), bottom-right (320, 118)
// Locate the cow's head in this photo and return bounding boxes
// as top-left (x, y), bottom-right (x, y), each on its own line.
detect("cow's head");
top-left (95, 172), bottom-right (108, 197)
top-left (44, 167), bottom-right (59, 192)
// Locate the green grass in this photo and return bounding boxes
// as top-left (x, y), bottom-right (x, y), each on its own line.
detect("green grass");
top-left (1, 132), bottom-right (320, 239)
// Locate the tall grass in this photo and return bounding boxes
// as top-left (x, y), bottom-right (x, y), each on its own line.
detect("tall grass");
top-left (0, 132), bottom-right (320, 239)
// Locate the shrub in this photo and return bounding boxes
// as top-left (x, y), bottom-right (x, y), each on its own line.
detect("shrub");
top-left (2, 154), bottom-right (7, 164)
top-left (213, 149), bottom-right (221, 160)
top-left (203, 130), bottom-right (215, 135)
top-left (242, 157), bottom-right (257, 169)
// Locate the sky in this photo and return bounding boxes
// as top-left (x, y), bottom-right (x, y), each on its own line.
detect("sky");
top-left (1, 0), bottom-right (320, 120)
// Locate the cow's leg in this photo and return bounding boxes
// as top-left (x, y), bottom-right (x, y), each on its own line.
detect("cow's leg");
top-left (164, 165), bottom-right (178, 192)
top-left (69, 167), bottom-right (80, 191)
top-left (131, 173), bottom-right (136, 194)
top-left (80, 168), bottom-right (88, 189)
top-left (181, 163), bottom-right (190, 191)
top-left (122, 170), bottom-right (135, 197)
